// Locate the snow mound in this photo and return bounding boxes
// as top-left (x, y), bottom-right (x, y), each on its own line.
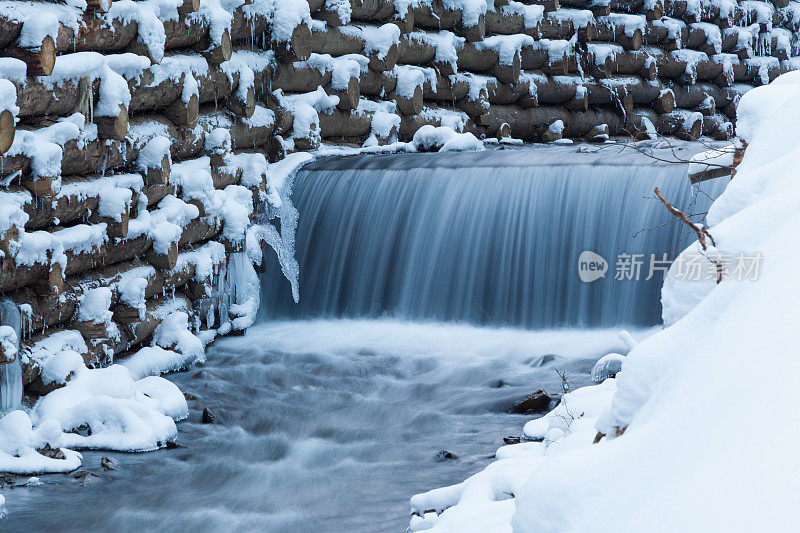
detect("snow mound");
top-left (30, 364), bottom-right (186, 452)
top-left (0, 410), bottom-right (81, 475)
top-left (412, 125), bottom-right (484, 152)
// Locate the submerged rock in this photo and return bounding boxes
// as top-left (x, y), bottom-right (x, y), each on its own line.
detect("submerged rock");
top-left (509, 390), bottom-right (552, 414)
top-left (434, 450), bottom-right (459, 462)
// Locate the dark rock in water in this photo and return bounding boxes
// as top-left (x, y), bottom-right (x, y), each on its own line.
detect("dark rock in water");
top-left (100, 456), bottom-right (117, 470)
top-left (202, 408), bottom-right (215, 424)
top-left (166, 440), bottom-right (184, 449)
top-left (36, 444), bottom-right (65, 460)
top-left (503, 436), bottom-right (521, 445)
top-left (74, 471), bottom-right (102, 486)
top-left (191, 371), bottom-right (204, 379)
top-left (183, 392), bottom-right (197, 401)
top-left (509, 389), bottom-right (552, 414)
top-left (434, 450), bottom-right (458, 462)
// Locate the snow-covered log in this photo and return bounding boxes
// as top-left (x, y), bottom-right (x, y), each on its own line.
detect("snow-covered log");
top-left (350, 0), bottom-right (415, 33)
top-left (413, 0), bottom-right (487, 42)
top-left (309, 24), bottom-right (400, 71)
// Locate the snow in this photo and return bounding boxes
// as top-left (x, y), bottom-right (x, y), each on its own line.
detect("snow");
top-left (76, 287), bottom-right (113, 324)
top-left (120, 346), bottom-right (196, 380)
top-left (410, 71), bottom-right (800, 533)
top-left (412, 125), bottom-right (484, 152)
top-left (30, 364), bottom-right (182, 451)
top-left (341, 24), bottom-right (401, 59)
top-left (407, 31), bottom-right (464, 70)
top-left (395, 65), bottom-right (438, 97)
top-left (475, 34), bottom-right (533, 65)
top-left (501, 1), bottom-right (544, 29)
top-left (150, 312), bottom-right (205, 366)
top-left (0, 410), bottom-right (81, 475)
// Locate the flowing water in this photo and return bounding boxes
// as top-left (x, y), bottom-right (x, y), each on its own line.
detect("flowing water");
top-left (5, 145), bottom-right (726, 531)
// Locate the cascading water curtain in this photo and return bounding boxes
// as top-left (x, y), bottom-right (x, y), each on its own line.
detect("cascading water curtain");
top-left (261, 158), bottom-right (726, 329)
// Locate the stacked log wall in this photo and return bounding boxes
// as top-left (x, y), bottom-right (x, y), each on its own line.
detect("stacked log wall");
top-left (0, 0), bottom-right (797, 393)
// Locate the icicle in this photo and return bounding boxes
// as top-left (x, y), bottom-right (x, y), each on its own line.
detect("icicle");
top-left (0, 300), bottom-right (24, 413)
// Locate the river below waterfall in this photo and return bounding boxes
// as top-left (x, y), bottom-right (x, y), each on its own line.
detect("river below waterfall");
top-left (5, 145), bottom-right (726, 531)
top-left (3, 320), bottom-right (653, 532)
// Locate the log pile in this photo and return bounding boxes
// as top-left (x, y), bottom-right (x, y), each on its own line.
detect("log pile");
top-left (0, 0), bottom-right (797, 395)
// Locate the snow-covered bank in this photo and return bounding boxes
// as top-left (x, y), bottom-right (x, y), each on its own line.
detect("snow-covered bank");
top-left (409, 72), bottom-right (800, 532)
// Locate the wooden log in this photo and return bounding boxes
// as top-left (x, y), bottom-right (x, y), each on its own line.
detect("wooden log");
top-left (0, 109), bottom-right (14, 155)
top-left (644, 21), bottom-right (687, 51)
top-left (392, 85), bottom-right (424, 115)
top-left (651, 88), bottom-right (675, 114)
top-left (422, 72), bottom-right (470, 101)
top-left (309, 25), bottom-right (398, 71)
top-left (22, 177), bottom-right (60, 198)
top-left (146, 241), bottom-right (179, 270)
top-left (458, 41), bottom-right (521, 83)
top-left (359, 68), bottom-right (397, 96)
top-left (86, 0), bottom-right (113, 13)
top-left (266, 96), bottom-right (294, 136)
top-left (95, 104), bottom-right (129, 140)
top-left (702, 113), bottom-right (734, 140)
top-left (585, 78), bottom-right (634, 115)
top-left (56, 14), bottom-right (137, 53)
top-left (114, 296), bottom-right (163, 351)
top-left (224, 84), bottom-right (255, 118)
top-left (610, 0), bottom-right (663, 20)
top-left (329, 75), bottom-right (361, 112)
top-left (528, 74), bottom-right (583, 106)
top-left (272, 61), bottom-right (332, 93)
top-left (594, 20), bottom-right (643, 50)
top-left (4, 285), bottom-right (77, 334)
top-left (486, 7), bottom-right (540, 37)
top-left (413, 0), bottom-right (486, 41)
top-left (608, 49), bottom-right (657, 79)
top-left (668, 82), bottom-right (734, 110)
top-left (6, 35), bottom-right (56, 77)
top-left (351, 0), bottom-right (416, 33)
top-left (540, 14), bottom-right (594, 42)
top-left (586, 123), bottom-right (610, 141)
top-left (166, 93), bottom-right (200, 126)
top-left (686, 23), bottom-right (721, 55)
top-left (397, 33), bottom-right (456, 74)
top-left (273, 23), bottom-right (313, 62)
top-left (635, 107), bottom-right (702, 139)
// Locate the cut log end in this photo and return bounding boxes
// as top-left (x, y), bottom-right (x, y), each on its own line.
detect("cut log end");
top-left (459, 14), bottom-right (486, 42)
top-left (146, 242), bottom-right (179, 271)
top-left (280, 24), bottom-right (312, 62)
top-left (394, 6), bottom-right (415, 34)
top-left (334, 77), bottom-right (360, 111)
top-left (86, 0), bottom-right (113, 13)
top-left (96, 104), bottom-right (129, 140)
top-left (166, 93), bottom-right (199, 126)
top-left (0, 109), bottom-right (15, 155)
top-left (369, 42), bottom-right (399, 72)
top-left (203, 29), bottom-right (232, 65)
top-left (10, 35), bottom-right (56, 77)
top-left (393, 85), bottom-right (423, 116)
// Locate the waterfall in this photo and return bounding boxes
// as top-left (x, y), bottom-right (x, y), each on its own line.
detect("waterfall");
top-left (259, 148), bottom-right (726, 329)
top-left (0, 300), bottom-right (23, 412)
